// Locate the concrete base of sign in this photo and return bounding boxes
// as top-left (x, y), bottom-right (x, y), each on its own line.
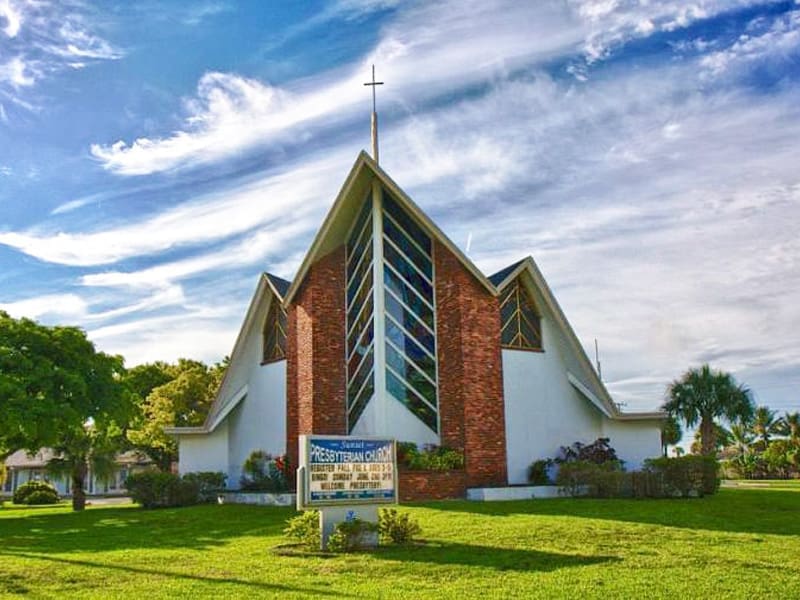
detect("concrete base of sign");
top-left (467, 485), bottom-right (586, 501)
top-left (217, 492), bottom-right (296, 506)
top-left (319, 505), bottom-right (379, 550)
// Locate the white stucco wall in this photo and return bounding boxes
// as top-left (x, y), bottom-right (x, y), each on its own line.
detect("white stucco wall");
top-left (601, 418), bottom-right (663, 470)
top-left (503, 314), bottom-right (605, 484)
top-left (226, 361), bottom-right (287, 487)
top-left (178, 422), bottom-right (229, 475)
top-left (176, 291), bottom-right (287, 489)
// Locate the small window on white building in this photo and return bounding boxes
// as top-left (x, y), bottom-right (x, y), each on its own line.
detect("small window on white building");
top-left (500, 280), bottom-right (542, 351)
top-left (262, 300), bottom-right (287, 363)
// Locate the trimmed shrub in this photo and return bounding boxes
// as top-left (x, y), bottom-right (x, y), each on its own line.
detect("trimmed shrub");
top-left (644, 455), bottom-right (719, 497)
top-left (527, 459), bottom-right (554, 485)
top-left (240, 451), bottom-right (290, 492)
top-left (284, 510), bottom-right (320, 550)
top-left (13, 481), bottom-right (59, 505)
top-left (379, 508), bottom-right (422, 545)
top-left (182, 471), bottom-right (226, 503)
top-left (125, 471), bottom-right (199, 508)
top-left (24, 489), bottom-right (61, 505)
top-left (397, 443), bottom-right (464, 471)
top-left (327, 518), bottom-right (378, 553)
top-left (555, 460), bottom-right (625, 498)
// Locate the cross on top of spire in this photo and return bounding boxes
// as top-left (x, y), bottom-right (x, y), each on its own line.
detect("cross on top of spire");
top-left (363, 64), bottom-right (383, 113)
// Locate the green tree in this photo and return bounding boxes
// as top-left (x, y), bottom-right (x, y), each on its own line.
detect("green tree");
top-left (126, 359), bottom-right (224, 470)
top-left (662, 364), bottom-right (754, 457)
top-left (0, 311), bottom-right (132, 510)
top-left (752, 406), bottom-right (780, 452)
top-left (660, 416), bottom-right (682, 456)
top-left (779, 412), bottom-right (800, 445)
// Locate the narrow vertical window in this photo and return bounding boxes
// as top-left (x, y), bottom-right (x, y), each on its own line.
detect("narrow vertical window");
top-left (346, 196), bottom-right (375, 431)
top-left (499, 280), bottom-right (542, 350)
top-left (262, 300), bottom-right (287, 362)
top-left (382, 190), bottom-right (438, 433)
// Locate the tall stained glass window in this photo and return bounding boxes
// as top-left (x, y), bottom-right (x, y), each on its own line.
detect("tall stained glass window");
top-left (499, 279), bottom-right (542, 350)
top-left (345, 196), bottom-right (375, 430)
top-left (382, 191), bottom-right (438, 433)
top-left (262, 300), bottom-right (287, 362)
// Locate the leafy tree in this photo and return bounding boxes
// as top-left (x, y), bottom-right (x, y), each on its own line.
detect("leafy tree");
top-left (661, 416), bottom-right (682, 456)
top-left (0, 311), bottom-right (132, 510)
top-left (663, 364), bottom-right (754, 457)
top-left (126, 359), bottom-right (225, 470)
top-left (752, 406), bottom-right (780, 451)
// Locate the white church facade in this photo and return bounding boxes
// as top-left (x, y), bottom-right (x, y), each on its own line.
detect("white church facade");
top-left (168, 152), bottom-right (664, 496)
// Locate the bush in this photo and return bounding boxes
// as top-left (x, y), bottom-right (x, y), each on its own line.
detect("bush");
top-left (555, 460), bottom-right (625, 498)
top-left (644, 455), bottom-right (719, 497)
top-left (558, 437), bottom-right (621, 467)
top-left (527, 459), bottom-right (554, 485)
top-left (327, 518), bottom-right (378, 553)
top-left (379, 508), bottom-right (422, 545)
top-left (284, 510), bottom-right (320, 550)
top-left (240, 451), bottom-right (290, 492)
top-left (182, 471), bottom-right (226, 503)
top-left (25, 489), bottom-right (61, 505)
top-left (125, 471), bottom-right (199, 508)
top-left (13, 480), bottom-right (59, 505)
top-left (397, 443), bottom-right (464, 471)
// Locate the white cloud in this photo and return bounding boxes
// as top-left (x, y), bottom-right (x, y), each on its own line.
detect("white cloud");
top-left (0, 149), bottom-right (351, 265)
top-left (0, 293), bottom-right (88, 321)
top-left (0, 1), bottom-right (122, 115)
top-left (0, 56), bottom-right (34, 87)
top-left (0, 0), bottom-right (21, 38)
top-left (700, 9), bottom-right (800, 75)
top-left (90, 1), bottom-right (586, 176)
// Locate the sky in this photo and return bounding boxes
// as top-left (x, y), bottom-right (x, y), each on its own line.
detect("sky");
top-left (0, 0), bottom-right (798, 416)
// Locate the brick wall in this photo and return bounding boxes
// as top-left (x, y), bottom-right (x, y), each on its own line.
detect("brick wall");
top-left (285, 245), bottom-right (348, 481)
top-left (398, 469), bottom-right (466, 502)
top-left (434, 240), bottom-right (507, 488)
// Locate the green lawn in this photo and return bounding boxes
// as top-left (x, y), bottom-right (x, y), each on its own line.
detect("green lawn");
top-left (1, 487), bottom-right (799, 599)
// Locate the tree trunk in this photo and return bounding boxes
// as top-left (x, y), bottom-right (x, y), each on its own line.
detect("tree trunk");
top-left (72, 463), bottom-right (88, 511)
top-left (700, 416), bottom-right (716, 456)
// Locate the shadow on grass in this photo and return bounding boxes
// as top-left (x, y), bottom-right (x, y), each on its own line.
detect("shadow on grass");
top-left (0, 504), bottom-right (295, 554)
top-left (376, 541), bottom-right (619, 572)
top-left (0, 552), bottom-right (352, 597)
top-left (418, 488), bottom-right (800, 536)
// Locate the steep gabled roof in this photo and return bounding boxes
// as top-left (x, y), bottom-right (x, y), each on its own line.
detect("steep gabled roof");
top-left (265, 272), bottom-right (291, 298)
top-left (167, 271), bottom-right (285, 436)
top-left (284, 151), bottom-right (495, 304)
top-left (492, 256), bottom-right (665, 421)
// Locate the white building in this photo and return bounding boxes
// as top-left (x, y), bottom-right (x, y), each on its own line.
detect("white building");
top-left (168, 152), bottom-right (665, 496)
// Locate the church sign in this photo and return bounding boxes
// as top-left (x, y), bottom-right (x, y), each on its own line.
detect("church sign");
top-left (297, 435), bottom-right (397, 508)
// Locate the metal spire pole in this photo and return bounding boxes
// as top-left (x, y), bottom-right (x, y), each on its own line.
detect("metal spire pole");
top-left (363, 65), bottom-right (384, 163)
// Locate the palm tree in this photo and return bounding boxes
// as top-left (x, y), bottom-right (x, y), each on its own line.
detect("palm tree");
top-left (661, 416), bottom-right (682, 456)
top-left (779, 412), bottom-right (800, 445)
top-left (728, 423), bottom-right (755, 459)
top-left (662, 364), bottom-right (754, 457)
top-left (46, 427), bottom-right (119, 511)
top-left (752, 406), bottom-right (780, 451)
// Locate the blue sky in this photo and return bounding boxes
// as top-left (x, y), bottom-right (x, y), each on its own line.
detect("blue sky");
top-left (1, 0), bottom-right (799, 416)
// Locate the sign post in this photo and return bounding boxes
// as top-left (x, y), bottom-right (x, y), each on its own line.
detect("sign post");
top-left (297, 435), bottom-right (397, 549)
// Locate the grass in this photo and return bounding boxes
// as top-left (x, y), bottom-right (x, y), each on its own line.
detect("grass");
top-left (1, 487), bottom-right (799, 599)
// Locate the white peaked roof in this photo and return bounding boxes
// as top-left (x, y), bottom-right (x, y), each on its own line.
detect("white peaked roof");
top-left (168, 151), bottom-right (664, 436)
top-left (490, 257), bottom-right (665, 421)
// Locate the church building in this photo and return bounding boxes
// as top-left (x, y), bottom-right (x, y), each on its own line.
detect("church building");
top-left (167, 151), bottom-right (664, 498)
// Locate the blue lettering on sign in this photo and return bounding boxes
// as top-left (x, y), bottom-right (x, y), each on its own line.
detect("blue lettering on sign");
top-left (307, 438), bottom-right (395, 504)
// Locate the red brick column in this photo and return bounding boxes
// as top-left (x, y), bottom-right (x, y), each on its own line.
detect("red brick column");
top-left (286, 246), bottom-right (348, 480)
top-left (434, 241), bottom-right (507, 488)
